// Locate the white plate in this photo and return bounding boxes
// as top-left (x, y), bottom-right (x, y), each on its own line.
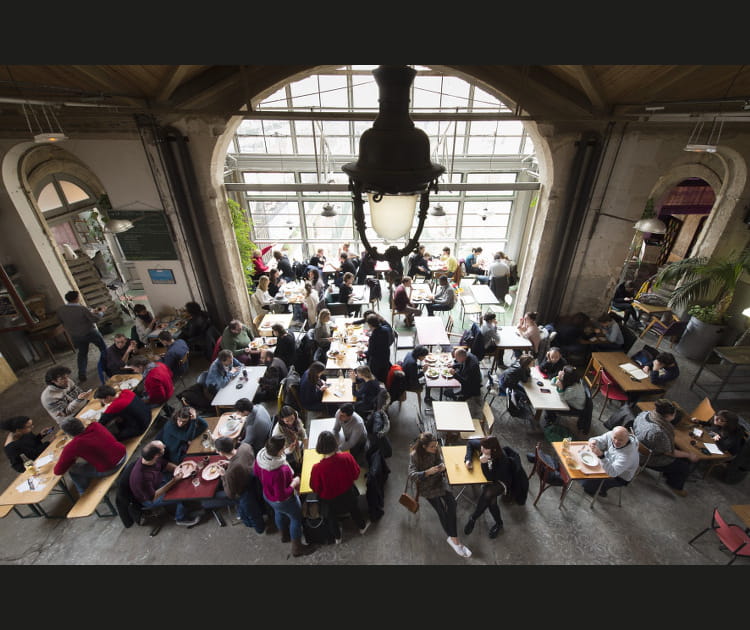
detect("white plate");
top-left (174, 460), bottom-right (197, 477)
top-left (202, 462), bottom-right (225, 481)
top-left (580, 451), bottom-right (599, 467)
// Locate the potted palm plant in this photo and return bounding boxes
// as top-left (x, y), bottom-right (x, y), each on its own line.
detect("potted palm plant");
top-left (652, 246), bottom-right (750, 361)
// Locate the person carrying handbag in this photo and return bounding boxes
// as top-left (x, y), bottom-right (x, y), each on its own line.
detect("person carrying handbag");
top-left (408, 432), bottom-right (472, 558)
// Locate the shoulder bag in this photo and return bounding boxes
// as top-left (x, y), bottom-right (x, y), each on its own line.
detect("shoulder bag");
top-left (398, 474), bottom-right (420, 513)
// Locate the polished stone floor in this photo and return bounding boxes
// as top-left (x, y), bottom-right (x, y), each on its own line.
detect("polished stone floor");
top-left (0, 288), bottom-right (748, 566)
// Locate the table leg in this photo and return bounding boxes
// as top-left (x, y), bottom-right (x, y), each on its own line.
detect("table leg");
top-left (589, 479), bottom-right (605, 508)
top-left (559, 480), bottom-right (573, 509)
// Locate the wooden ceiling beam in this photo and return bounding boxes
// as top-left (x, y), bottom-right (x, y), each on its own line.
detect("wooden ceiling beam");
top-left (570, 65), bottom-right (609, 114)
top-left (67, 66), bottom-right (145, 107)
top-left (155, 65), bottom-right (193, 103)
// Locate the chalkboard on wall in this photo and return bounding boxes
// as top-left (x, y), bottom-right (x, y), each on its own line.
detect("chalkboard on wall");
top-left (108, 210), bottom-right (178, 261)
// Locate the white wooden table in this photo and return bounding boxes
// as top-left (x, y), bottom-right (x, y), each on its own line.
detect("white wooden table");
top-left (497, 326), bottom-right (533, 351)
top-left (520, 366), bottom-right (569, 422)
top-left (258, 313), bottom-right (293, 335)
top-left (415, 315), bottom-right (449, 348)
top-left (433, 401), bottom-right (475, 433)
top-left (469, 284), bottom-right (500, 305)
top-left (306, 417), bottom-right (342, 449)
top-left (210, 365), bottom-right (267, 409)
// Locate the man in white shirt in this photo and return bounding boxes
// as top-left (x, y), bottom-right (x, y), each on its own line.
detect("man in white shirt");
top-left (582, 426), bottom-right (640, 498)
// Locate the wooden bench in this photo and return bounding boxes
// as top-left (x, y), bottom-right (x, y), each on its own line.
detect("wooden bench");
top-left (66, 405), bottom-right (164, 519)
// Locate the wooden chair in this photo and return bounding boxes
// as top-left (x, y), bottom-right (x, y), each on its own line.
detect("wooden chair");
top-left (389, 291), bottom-right (410, 328)
top-left (459, 417), bottom-right (486, 440)
top-left (175, 350), bottom-right (190, 389)
top-left (688, 507), bottom-right (750, 565)
top-left (527, 441), bottom-right (571, 507)
top-left (638, 313), bottom-right (688, 349)
top-left (482, 402), bottom-right (496, 434)
top-left (689, 397), bottom-right (715, 423)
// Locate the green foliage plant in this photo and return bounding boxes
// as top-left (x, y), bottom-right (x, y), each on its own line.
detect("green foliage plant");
top-left (227, 198), bottom-right (257, 294)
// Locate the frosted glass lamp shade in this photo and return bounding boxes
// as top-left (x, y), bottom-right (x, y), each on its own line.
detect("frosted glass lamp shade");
top-left (368, 193), bottom-right (417, 240)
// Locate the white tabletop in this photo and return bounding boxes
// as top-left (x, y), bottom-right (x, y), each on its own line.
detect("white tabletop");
top-left (469, 284), bottom-right (500, 305)
top-left (258, 313), bottom-right (293, 334)
top-left (497, 326), bottom-right (533, 350)
top-left (307, 417), bottom-right (343, 448)
top-left (433, 400), bottom-right (476, 432)
top-left (210, 365), bottom-right (267, 408)
top-left (520, 366), bottom-right (570, 412)
top-left (415, 316), bottom-right (449, 347)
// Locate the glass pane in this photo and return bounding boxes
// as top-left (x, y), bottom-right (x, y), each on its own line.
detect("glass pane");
top-left (257, 86), bottom-right (288, 110)
top-left (413, 76), bottom-right (444, 111)
top-left (264, 135), bottom-right (294, 154)
top-left (237, 119), bottom-right (264, 134)
top-left (352, 78), bottom-right (379, 110)
top-left (37, 182), bottom-right (64, 212)
top-left (290, 76), bottom-right (321, 109)
top-left (237, 136), bottom-right (267, 153)
top-left (59, 180), bottom-right (91, 204)
top-left (318, 75), bottom-right (348, 109)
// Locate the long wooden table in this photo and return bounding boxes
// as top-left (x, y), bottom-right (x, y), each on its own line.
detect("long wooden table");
top-left (469, 283), bottom-right (500, 306)
top-left (587, 351), bottom-right (664, 399)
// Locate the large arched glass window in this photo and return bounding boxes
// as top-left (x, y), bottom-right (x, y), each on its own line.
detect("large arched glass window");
top-left (225, 65), bottom-right (539, 265)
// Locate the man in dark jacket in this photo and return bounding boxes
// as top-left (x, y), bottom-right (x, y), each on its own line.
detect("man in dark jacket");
top-left (270, 323), bottom-right (296, 370)
top-left (364, 314), bottom-right (392, 383)
top-left (273, 250), bottom-right (295, 283)
top-left (445, 347), bottom-right (483, 417)
top-left (94, 384), bottom-right (151, 441)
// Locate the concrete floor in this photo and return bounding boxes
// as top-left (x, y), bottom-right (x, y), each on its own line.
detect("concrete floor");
top-left (1, 288), bottom-right (749, 566)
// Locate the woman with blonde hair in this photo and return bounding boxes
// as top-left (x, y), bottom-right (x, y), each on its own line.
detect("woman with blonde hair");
top-left (313, 308), bottom-right (333, 362)
top-left (303, 281), bottom-right (319, 327)
top-left (408, 432), bottom-right (472, 558)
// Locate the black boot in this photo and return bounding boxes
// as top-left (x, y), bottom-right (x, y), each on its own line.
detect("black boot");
top-left (464, 517), bottom-right (476, 535)
top-left (489, 521), bottom-right (503, 538)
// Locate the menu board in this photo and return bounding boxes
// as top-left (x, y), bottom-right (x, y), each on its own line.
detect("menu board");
top-left (109, 210), bottom-right (178, 261)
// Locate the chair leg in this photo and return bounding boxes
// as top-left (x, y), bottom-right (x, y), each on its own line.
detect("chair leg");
top-left (688, 527), bottom-right (710, 545)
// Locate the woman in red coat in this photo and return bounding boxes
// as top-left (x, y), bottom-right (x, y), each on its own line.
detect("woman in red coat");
top-left (310, 430), bottom-right (370, 544)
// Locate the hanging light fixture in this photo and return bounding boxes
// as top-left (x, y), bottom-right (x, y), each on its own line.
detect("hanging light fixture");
top-left (321, 202), bottom-right (337, 217)
top-left (22, 103), bottom-right (68, 143)
top-left (342, 65), bottom-right (445, 269)
top-left (684, 117), bottom-right (723, 153)
top-left (104, 219), bottom-right (135, 234)
top-left (430, 203), bottom-right (446, 217)
top-left (633, 217), bottom-right (667, 234)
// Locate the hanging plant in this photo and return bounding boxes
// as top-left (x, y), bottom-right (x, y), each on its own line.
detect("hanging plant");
top-left (227, 198), bottom-right (257, 294)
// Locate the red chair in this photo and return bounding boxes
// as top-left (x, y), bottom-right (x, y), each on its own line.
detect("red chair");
top-left (688, 507), bottom-right (750, 565)
top-left (592, 368), bottom-right (629, 423)
top-left (210, 336), bottom-right (223, 362)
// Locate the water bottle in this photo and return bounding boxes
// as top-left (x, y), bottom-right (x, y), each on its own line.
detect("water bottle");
top-left (242, 368), bottom-right (248, 382)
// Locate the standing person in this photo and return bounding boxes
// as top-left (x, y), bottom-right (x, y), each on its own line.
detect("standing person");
top-left (408, 432), bottom-right (472, 558)
top-left (93, 384), bottom-right (151, 441)
top-left (271, 405), bottom-right (307, 474)
top-left (253, 435), bottom-right (315, 557)
top-left (363, 313), bottom-right (392, 383)
top-left (251, 243), bottom-right (274, 280)
top-left (270, 322), bottom-right (296, 370)
top-left (236, 398), bottom-right (273, 456)
top-left (332, 403), bottom-right (369, 466)
top-left (159, 406), bottom-right (208, 464)
top-left (2, 416), bottom-right (54, 473)
top-left (310, 430), bottom-right (370, 544)
top-left (445, 347), bottom-right (483, 417)
top-left (220, 319), bottom-right (254, 366)
top-left (103, 333), bottom-right (138, 377)
top-left (157, 330), bottom-right (190, 378)
top-left (40, 365), bottom-right (90, 423)
top-left (213, 436), bottom-right (275, 534)
top-left (132, 304), bottom-right (158, 346)
top-left (611, 280), bottom-right (639, 328)
top-left (53, 416), bottom-right (127, 496)
top-left (463, 436), bottom-right (513, 538)
top-left (272, 250), bottom-right (295, 283)
top-left (128, 440), bottom-right (204, 527)
top-left (56, 290), bottom-right (107, 384)
top-left (303, 281), bottom-right (319, 327)
top-left (633, 398), bottom-right (698, 497)
top-left (425, 275), bottom-right (456, 317)
top-left (204, 349), bottom-right (242, 396)
top-left (582, 426), bottom-right (640, 498)
top-left (127, 355), bottom-right (174, 408)
top-left (393, 276), bottom-right (422, 327)
top-left (179, 301), bottom-right (211, 350)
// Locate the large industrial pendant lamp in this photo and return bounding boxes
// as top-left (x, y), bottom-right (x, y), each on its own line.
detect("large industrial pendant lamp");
top-left (342, 65), bottom-right (445, 269)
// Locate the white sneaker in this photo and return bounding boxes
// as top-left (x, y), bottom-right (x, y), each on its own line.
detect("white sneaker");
top-left (359, 521), bottom-right (371, 535)
top-left (447, 537), bottom-right (465, 557)
top-left (335, 538), bottom-right (342, 545)
top-left (460, 544), bottom-right (472, 558)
